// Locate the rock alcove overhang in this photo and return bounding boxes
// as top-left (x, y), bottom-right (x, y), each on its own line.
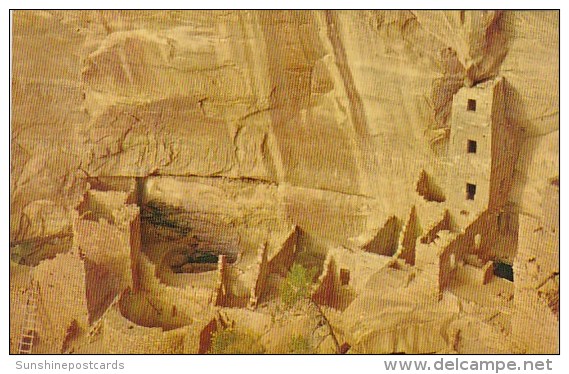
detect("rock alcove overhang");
top-left (141, 199), bottom-right (241, 274)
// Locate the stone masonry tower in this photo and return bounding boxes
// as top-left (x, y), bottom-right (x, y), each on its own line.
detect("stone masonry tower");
top-left (446, 77), bottom-right (516, 219)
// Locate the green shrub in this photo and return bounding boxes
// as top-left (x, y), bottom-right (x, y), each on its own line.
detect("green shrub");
top-left (279, 264), bottom-right (317, 307)
top-left (288, 334), bottom-right (313, 354)
top-left (209, 328), bottom-right (264, 354)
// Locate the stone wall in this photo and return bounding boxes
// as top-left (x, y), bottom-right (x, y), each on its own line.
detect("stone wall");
top-left (31, 253), bottom-right (90, 353)
top-left (74, 219), bottom-right (133, 322)
top-left (266, 225), bottom-right (299, 277)
top-left (248, 244), bottom-right (269, 308)
top-left (394, 206), bottom-right (421, 265)
top-left (512, 212), bottom-right (559, 353)
top-left (415, 230), bottom-right (459, 299)
top-left (100, 303), bottom-right (190, 354)
top-left (416, 206), bottom-right (514, 297)
top-left (362, 216), bottom-right (401, 256)
top-left (420, 209), bottom-right (451, 245)
top-left (138, 253), bottom-right (214, 311)
top-left (73, 189), bottom-right (140, 322)
top-left (350, 314), bottom-right (455, 354)
top-left (312, 253), bottom-right (340, 307)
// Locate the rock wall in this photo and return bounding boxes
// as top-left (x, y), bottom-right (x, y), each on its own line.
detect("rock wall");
top-left (512, 186), bottom-right (559, 353)
top-left (31, 253), bottom-right (90, 353)
top-left (11, 10), bottom-right (558, 244)
top-left (10, 11), bottom-right (559, 354)
top-left (100, 303), bottom-right (190, 354)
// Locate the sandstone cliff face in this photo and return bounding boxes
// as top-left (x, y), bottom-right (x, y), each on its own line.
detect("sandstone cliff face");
top-left (10, 10), bottom-right (558, 244)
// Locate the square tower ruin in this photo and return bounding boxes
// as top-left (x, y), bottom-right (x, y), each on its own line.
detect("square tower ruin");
top-left (447, 77), bottom-right (516, 218)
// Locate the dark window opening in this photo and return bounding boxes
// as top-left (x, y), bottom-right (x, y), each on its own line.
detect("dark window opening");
top-left (466, 183), bottom-right (476, 200)
top-left (467, 139), bottom-right (477, 153)
top-left (340, 268), bottom-right (350, 286)
top-left (467, 99), bottom-right (477, 111)
top-left (494, 261), bottom-right (514, 282)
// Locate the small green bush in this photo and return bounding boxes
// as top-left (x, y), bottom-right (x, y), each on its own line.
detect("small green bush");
top-left (279, 264), bottom-right (317, 307)
top-left (209, 328), bottom-right (264, 354)
top-left (288, 335), bottom-right (313, 354)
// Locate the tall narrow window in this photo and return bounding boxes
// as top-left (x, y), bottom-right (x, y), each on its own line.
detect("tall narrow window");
top-left (467, 99), bottom-right (477, 111)
top-left (467, 139), bottom-right (477, 153)
top-left (466, 183), bottom-right (476, 200)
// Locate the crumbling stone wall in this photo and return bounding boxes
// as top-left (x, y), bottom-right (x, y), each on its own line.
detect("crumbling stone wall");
top-left (362, 216), bottom-right (401, 256)
top-left (214, 255), bottom-right (230, 306)
top-left (267, 225), bottom-right (299, 277)
top-left (416, 207), bottom-right (511, 297)
top-left (395, 206), bottom-right (421, 265)
top-left (100, 303), bottom-right (190, 354)
top-left (415, 234), bottom-right (454, 299)
top-left (243, 226), bottom-right (300, 306)
top-left (312, 253), bottom-right (340, 307)
top-left (248, 244), bottom-right (269, 308)
top-left (420, 209), bottom-right (452, 245)
top-left (73, 199), bottom-right (140, 322)
top-left (31, 253), bottom-right (89, 353)
top-left (138, 253), bottom-right (213, 312)
top-left (74, 219), bottom-right (134, 322)
top-left (350, 313), bottom-right (455, 354)
top-left (512, 211), bottom-right (559, 353)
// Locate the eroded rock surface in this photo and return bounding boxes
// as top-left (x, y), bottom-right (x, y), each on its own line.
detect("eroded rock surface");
top-left (10, 10), bottom-right (558, 354)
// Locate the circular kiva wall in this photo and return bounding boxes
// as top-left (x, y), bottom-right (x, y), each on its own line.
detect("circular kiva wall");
top-left (102, 300), bottom-right (190, 354)
top-left (118, 289), bottom-right (194, 332)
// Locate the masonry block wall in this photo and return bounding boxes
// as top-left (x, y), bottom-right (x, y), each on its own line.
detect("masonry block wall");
top-left (395, 206), bottom-right (421, 265)
top-left (214, 255), bottom-right (229, 306)
top-left (363, 216), bottom-right (402, 256)
top-left (488, 80), bottom-right (516, 210)
top-left (138, 253), bottom-right (214, 311)
top-left (266, 225), bottom-right (299, 277)
top-left (447, 77), bottom-right (513, 219)
top-left (249, 244), bottom-right (269, 308)
top-left (420, 210), bottom-right (451, 245)
top-left (351, 315), bottom-right (455, 354)
top-left (312, 253), bottom-right (340, 307)
top-left (415, 230), bottom-right (460, 298)
top-left (73, 201), bottom-right (141, 323)
top-left (31, 253), bottom-right (90, 353)
top-left (415, 241), bottom-right (442, 299)
top-left (512, 200), bottom-right (559, 353)
top-left (101, 303), bottom-right (190, 354)
top-left (75, 219), bottom-right (132, 321)
top-left (458, 210), bottom-right (501, 261)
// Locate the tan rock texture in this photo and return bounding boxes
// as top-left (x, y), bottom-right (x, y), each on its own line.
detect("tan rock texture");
top-left (10, 10), bottom-right (558, 354)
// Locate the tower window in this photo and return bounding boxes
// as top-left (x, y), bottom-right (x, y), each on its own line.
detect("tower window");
top-left (467, 99), bottom-right (477, 111)
top-left (467, 139), bottom-right (477, 153)
top-left (466, 183), bottom-right (476, 200)
top-left (494, 261), bottom-right (514, 282)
